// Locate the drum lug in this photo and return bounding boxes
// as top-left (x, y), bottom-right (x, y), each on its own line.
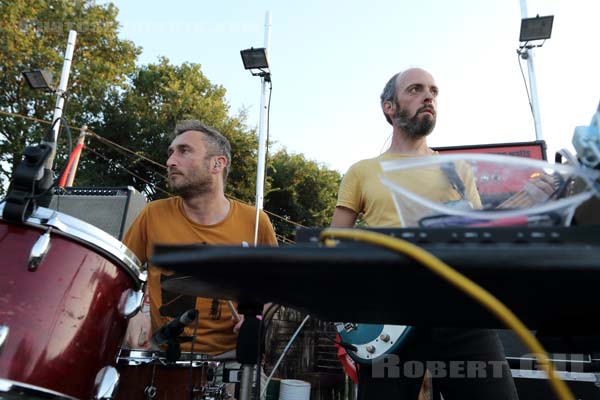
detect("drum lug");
top-left (93, 365), bottom-right (120, 400)
top-left (0, 325), bottom-right (8, 350)
top-left (144, 385), bottom-right (157, 399)
top-left (28, 229), bottom-right (52, 271)
top-left (118, 289), bottom-right (145, 319)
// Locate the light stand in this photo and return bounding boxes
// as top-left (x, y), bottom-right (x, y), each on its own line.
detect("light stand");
top-left (517, 5), bottom-right (553, 142)
top-left (238, 13), bottom-right (272, 399)
top-left (240, 11), bottom-right (272, 247)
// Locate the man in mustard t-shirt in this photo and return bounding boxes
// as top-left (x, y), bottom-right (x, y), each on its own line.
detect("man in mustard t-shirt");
top-left (123, 120), bottom-right (277, 357)
top-left (331, 69), bottom-right (519, 400)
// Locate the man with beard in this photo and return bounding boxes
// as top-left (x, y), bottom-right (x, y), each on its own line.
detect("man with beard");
top-left (331, 69), bottom-right (519, 399)
top-left (123, 120), bottom-right (277, 359)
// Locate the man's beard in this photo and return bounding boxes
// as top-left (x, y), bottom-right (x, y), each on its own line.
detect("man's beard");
top-left (169, 161), bottom-right (213, 199)
top-left (392, 105), bottom-right (436, 139)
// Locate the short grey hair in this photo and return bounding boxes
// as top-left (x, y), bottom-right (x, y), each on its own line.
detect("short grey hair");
top-left (380, 72), bottom-right (400, 125)
top-left (174, 120), bottom-right (232, 185)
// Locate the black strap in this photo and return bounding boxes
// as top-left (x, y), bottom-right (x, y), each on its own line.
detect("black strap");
top-left (440, 162), bottom-right (466, 199)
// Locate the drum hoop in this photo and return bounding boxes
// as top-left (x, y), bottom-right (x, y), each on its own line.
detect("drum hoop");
top-left (0, 377), bottom-right (78, 400)
top-left (116, 349), bottom-right (212, 367)
top-left (0, 204), bottom-right (146, 288)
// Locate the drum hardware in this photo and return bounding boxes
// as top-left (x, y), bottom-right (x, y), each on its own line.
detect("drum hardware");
top-left (116, 349), bottom-right (211, 366)
top-left (144, 361), bottom-right (159, 399)
top-left (93, 366), bottom-right (120, 400)
top-left (2, 143), bottom-right (52, 223)
top-left (197, 383), bottom-right (228, 400)
top-left (118, 288), bottom-right (146, 319)
top-left (235, 302), bottom-right (263, 400)
top-left (115, 349), bottom-right (226, 399)
top-left (239, 366), bottom-right (254, 400)
top-left (0, 377), bottom-right (78, 399)
top-left (151, 308), bottom-right (198, 363)
top-left (222, 366), bottom-right (241, 383)
top-left (28, 227), bottom-right (52, 271)
top-left (0, 326), bottom-right (8, 350)
top-left (9, 204), bottom-right (147, 287)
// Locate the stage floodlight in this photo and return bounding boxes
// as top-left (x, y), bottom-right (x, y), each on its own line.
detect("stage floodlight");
top-left (240, 47), bottom-right (269, 70)
top-left (22, 69), bottom-right (54, 91)
top-left (519, 15), bottom-right (554, 42)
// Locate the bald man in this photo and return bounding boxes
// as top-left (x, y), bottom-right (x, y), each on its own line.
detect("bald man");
top-left (332, 69), bottom-right (519, 400)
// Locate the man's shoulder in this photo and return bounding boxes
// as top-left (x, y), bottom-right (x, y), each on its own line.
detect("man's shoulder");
top-left (144, 197), bottom-right (179, 213)
top-left (346, 155), bottom-right (385, 174)
top-left (229, 199), bottom-right (273, 226)
top-left (229, 198), bottom-right (255, 214)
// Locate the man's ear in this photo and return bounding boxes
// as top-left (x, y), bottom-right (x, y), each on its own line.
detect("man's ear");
top-left (383, 100), bottom-right (395, 119)
top-left (214, 155), bottom-right (227, 171)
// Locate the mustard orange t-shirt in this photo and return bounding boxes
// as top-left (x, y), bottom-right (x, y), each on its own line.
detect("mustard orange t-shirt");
top-left (123, 197), bottom-right (277, 354)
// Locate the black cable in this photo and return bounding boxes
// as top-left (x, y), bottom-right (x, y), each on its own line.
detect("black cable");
top-left (6, 176), bottom-right (61, 207)
top-left (27, 177), bottom-right (60, 200)
top-left (322, 333), bottom-right (358, 352)
top-left (517, 50), bottom-right (535, 125)
top-left (266, 80), bottom-right (273, 149)
top-left (45, 91), bottom-right (73, 154)
top-left (261, 303), bottom-right (280, 339)
top-left (255, 317), bottom-right (264, 400)
top-left (253, 302), bottom-right (279, 400)
top-left (263, 79), bottom-right (273, 183)
top-left (60, 116), bottom-right (73, 156)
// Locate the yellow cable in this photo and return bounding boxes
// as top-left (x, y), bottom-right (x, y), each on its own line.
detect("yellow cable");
top-left (320, 228), bottom-right (574, 400)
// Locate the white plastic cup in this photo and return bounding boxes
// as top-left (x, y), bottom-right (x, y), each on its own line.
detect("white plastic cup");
top-left (278, 379), bottom-right (311, 400)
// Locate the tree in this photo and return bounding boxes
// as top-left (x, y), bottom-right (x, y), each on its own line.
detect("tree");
top-left (0, 2), bottom-right (342, 243)
top-left (0, 0), bottom-right (139, 195)
top-left (79, 58), bottom-right (259, 203)
top-left (82, 59), bottom-right (342, 242)
top-left (265, 150), bottom-right (341, 241)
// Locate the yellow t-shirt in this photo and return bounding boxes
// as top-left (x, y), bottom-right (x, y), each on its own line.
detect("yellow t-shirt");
top-left (123, 197), bottom-right (277, 354)
top-left (336, 153), bottom-right (481, 227)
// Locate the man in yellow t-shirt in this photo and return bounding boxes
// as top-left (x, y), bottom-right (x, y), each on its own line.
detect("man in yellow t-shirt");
top-left (123, 120), bottom-right (277, 356)
top-left (332, 69), bottom-right (518, 400)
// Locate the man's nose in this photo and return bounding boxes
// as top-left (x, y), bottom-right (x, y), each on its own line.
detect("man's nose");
top-left (166, 153), bottom-right (176, 167)
top-left (423, 92), bottom-right (434, 104)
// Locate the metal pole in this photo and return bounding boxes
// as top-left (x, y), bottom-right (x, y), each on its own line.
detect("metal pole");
top-left (253, 11), bottom-right (272, 246)
top-left (519, 0), bottom-right (543, 141)
top-left (239, 365), bottom-right (254, 400)
top-left (45, 30), bottom-right (77, 170)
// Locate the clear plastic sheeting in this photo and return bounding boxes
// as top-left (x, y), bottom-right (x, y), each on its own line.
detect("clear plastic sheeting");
top-left (380, 153), bottom-right (600, 228)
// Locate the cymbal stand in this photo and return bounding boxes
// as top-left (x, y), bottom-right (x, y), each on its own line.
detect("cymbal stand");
top-left (236, 302), bottom-right (263, 400)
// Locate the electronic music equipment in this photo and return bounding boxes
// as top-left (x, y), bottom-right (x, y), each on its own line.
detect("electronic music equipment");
top-left (49, 186), bottom-right (147, 239)
top-left (155, 225), bottom-right (600, 336)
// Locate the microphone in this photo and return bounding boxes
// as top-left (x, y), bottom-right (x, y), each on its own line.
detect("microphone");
top-left (151, 309), bottom-right (198, 346)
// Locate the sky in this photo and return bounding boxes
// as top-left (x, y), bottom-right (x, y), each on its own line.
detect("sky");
top-left (98, 0), bottom-right (600, 174)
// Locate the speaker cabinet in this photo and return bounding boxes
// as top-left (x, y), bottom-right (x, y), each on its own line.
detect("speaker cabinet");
top-left (49, 186), bottom-right (147, 239)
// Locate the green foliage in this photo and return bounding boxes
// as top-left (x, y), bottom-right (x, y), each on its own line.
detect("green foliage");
top-left (0, 0), bottom-right (139, 194)
top-left (81, 58), bottom-right (258, 202)
top-left (265, 150), bottom-right (341, 240)
top-left (0, 1), bottom-right (343, 243)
